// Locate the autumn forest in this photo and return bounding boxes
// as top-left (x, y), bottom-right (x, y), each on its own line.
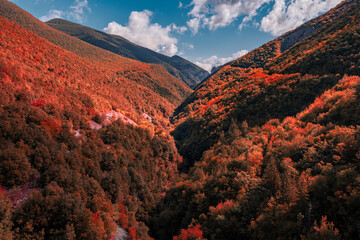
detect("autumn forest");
top-left (1, 0), bottom-right (360, 239)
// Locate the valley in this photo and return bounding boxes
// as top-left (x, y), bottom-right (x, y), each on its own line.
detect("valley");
top-left (0, 0), bottom-right (360, 239)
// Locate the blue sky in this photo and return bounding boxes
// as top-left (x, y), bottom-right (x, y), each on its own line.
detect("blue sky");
top-left (9, 0), bottom-right (342, 72)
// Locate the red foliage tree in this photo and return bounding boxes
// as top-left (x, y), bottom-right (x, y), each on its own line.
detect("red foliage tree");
top-left (40, 118), bottom-right (62, 137)
top-left (173, 225), bottom-right (204, 240)
top-left (129, 227), bottom-right (136, 240)
top-left (118, 203), bottom-right (128, 229)
top-left (31, 98), bottom-right (45, 108)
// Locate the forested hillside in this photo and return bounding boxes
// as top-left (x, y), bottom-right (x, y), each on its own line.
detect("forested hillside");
top-left (0, 8), bottom-right (183, 240)
top-left (172, 0), bottom-right (360, 170)
top-left (1, 0), bottom-right (360, 239)
top-left (210, 0), bottom-right (356, 74)
top-left (46, 18), bottom-right (208, 88)
top-left (149, 1), bottom-right (360, 239)
top-left (0, 0), bottom-right (192, 108)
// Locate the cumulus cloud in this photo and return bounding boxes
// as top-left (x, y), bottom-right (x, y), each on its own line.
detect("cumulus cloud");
top-left (40, 0), bottom-right (91, 23)
top-left (261, 0), bottom-right (342, 35)
top-left (39, 9), bottom-right (64, 22)
top-left (186, 0), bottom-right (341, 35)
top-left (182, 42), bottom-right (195, 50)
top-left (104, 10), bottom-right (185, 56)
top-left (187, 17), bottom-right (201, 34)
top-left (68, 0), bottom-right (91, 23)
top-left (187, 0), bottom-right (269, 32)
top-left (171, 24), bottom-right (188, 34)
top-left (195, 50), bottom-right (248, 72)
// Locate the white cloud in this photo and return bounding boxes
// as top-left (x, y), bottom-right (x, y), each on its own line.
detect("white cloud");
top-left (104, 10), bottom-right (182, 56)
top-left (261, 0), bottom-right (342, 35)
top-left (195, 50), bottom-right (248, 72)
top-left (182, 42), bottom-right (195, 50)
top-left (40, 0), bottom-right (91, 23)
top-left (187, 17), bottom-right (201, 34)
top-left (206, 1), bottom-right (268, 30)
top-left (171, 24), bottom-right (188, 34)
top-left (187, 0), bottom-right (270, 33)
top-left (39, 9), bottom-right (64, 22)
top-left (179, 2), bottom-right (183, 8)
top-left (239, 13), bottom-right (256, 30)
top-left (68, 0), bottom-right (91, 23)
top-left (186, 0), bottom-right (341, 35)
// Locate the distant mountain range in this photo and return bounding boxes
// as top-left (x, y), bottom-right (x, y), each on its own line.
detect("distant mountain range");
top-left (47, 18), bottom-right (209, 88)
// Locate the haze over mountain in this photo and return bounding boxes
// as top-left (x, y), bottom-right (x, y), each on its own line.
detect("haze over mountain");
top-left (1, 0), bottom-right (360, 239)
top-left (46, 18), bottom-right (209, 88)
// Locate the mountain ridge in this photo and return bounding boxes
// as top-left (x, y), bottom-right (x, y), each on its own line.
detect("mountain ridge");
top-left (171, 0), bottom-right (360, 169)
top-left (1, 0), bottom-right (360, 239)
top-left (0, 0), bottom-right (192, 115)
top-left (209, 0), bottom-right (357, 75)
top-left (46, 18), bottom-right (208, 88)
top-left (149, 1), bottom-right (360, 239)
top-left (0, 13), bottom-right (183, 239)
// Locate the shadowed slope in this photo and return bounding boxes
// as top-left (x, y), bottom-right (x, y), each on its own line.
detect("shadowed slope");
top-left (172, 0), bottom-right (360, 170)
top-left (148, 1), bottom-right (360, 239)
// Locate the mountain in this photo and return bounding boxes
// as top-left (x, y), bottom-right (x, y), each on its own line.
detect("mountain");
top-left (209, 0), bottom-right (357, 75)
top-left (0, 13), bottom-right (183, 239)
top-left (0, 1), bottom-right (194, 239)
top-left (2, 0), bottom-right (360, 239)
top-left (46, 18), bottom-right (209, 88)
top-left (232, 0), bottom-right (358, 70)
top-left (146, 1), bottom-right (360, 239)
top-left (171, 0), bottom-right (360, 170)
top-left (0, 0), bottom-right (192, 112)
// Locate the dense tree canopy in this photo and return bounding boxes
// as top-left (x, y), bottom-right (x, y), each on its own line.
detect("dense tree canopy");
top-left (1, 0), bottom-right (360, 239)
